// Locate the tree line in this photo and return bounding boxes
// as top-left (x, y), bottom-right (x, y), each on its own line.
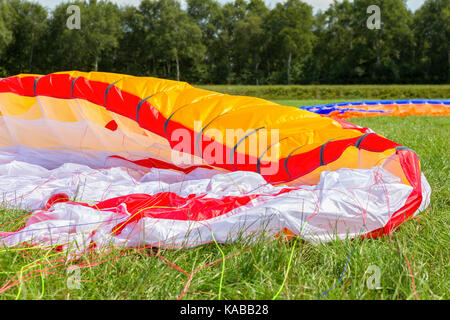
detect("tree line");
top-left (0, 0), bottom-right (448, 84)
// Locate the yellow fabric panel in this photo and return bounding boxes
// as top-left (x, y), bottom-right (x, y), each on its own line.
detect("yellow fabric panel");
top-left (0, 115), bottom-right (172, 156)
top-left (53, 72), bottom-right (366, 151)
top-left (0, 94), bottom-right (173, 156)
top-left (15, 73), bottom-right (42, 79)
top-left (285, 147), bottom-right (397, 186)
top-left (74, 98), bottom-right (115, 126)
top-left (65, 71), bottom-right (192, 117)
top-left (0, 118), bottom-right (13, 147)
top-left (59, 71), bottom-right (124, 86)
top-left (357, 148), bottom-right (396, 169)
top-left (3, 71), bottom-right (371, 165)
top-left (0, 93), bottom-right (149, 138)
top-left (0, 93), bottom-right (40, 118)
top-left (379, 151), bottom-right (411, 186)
top-left (5, 72), bottom-right (366, 153)
top-left (37, 96), bottom-right (82, 122)
top-left (120, 76), bottom-right (191, 104)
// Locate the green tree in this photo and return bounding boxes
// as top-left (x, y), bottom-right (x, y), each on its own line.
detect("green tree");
top-left (311, 0), bottom-right (357, 83)
top-left (139, 0), bottom-right (205, 82)
top-left (414, 0), bottom-right (450, 83)
top-left (0, 0), bottom-right (13, 55)
top-left (232, 0), bottom-right (269, 84)
top-left (187, 0), bottom-right (224, 82)
top-left (352, 0), bottom-right (415, 83)
top-left (265, 0), bottom-right (315, 84)
top-left (312, 0), bottom-right (415, 84)
top-left (0, 0), bottom-right (448, 84)
top-left (0, 0), bottom-right (48, 75)
top-left (47, 0), bottom-right (121, 72)
top-left (0, 1), bottom-right (13, 76)
top-left (113, 5), bottom-right (145, 76)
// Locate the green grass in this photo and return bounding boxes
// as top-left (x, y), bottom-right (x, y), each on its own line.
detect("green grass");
top-left (0, 100), bottom-right (448, 300)
top-left (272, 99), bottom-right (349, 106)
top-left (198, 84), bottom-right (450, 100)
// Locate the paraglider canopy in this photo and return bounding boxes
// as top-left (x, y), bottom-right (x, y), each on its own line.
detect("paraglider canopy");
top-left (0, 72), bottom-right (431, 251)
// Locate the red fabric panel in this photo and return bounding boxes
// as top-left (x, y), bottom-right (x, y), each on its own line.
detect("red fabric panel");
top-left (358, 133), bottom-right (399, 152)
top-left (105, 120), bottom-right (118, 131)
top-left (35, 74), bottom-right (73, 98)
top-left (99, 192), bottom-right (258, 235)
top-left (0, 75), bottom-right (35, 96)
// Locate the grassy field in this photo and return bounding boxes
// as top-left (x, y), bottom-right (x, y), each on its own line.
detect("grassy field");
top-left (0, 100), bottom-right (448, 300)
top-left (199, 84), bottom-right (450, 100)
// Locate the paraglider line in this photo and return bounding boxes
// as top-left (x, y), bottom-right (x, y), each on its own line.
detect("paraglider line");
top-left (210, 231), bottom-right (225, 300)
top-left (317, 245), bottom-right (355, 300)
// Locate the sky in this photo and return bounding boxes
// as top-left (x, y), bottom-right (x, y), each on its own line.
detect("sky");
top-left (35, 0), bottom-right (426, 12)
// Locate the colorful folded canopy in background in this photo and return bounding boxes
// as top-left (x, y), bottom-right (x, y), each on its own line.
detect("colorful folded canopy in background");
top-left (300, 99), bottom-right (450, 118)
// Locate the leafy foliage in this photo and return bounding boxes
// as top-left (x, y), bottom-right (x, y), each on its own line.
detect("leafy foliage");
top-left (0, 0), bottom-right (448, 84)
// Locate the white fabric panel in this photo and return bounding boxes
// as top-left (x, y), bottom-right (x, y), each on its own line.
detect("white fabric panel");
top-left (0, 155), bottom-right (224, 210)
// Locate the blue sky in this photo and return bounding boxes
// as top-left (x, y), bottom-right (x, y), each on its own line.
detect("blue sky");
top-left (35, 0), bottom-right (426, 12)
